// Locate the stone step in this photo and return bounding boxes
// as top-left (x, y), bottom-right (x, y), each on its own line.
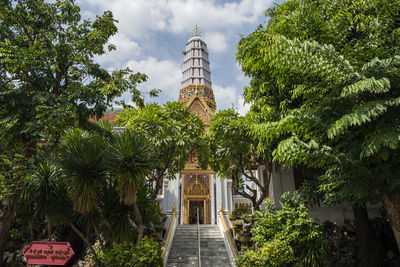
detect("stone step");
top-left (167, 224), bottom-right (232, 267)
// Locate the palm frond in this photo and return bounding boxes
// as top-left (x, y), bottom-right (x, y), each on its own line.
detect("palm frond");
top-left (59, 129), bottom-right (107, 214)
top-left (106, 130), bottom-right (155, 205)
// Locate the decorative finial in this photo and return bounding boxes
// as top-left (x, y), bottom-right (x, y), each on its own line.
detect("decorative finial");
top-left (191, 24), bottom-right (201, 37)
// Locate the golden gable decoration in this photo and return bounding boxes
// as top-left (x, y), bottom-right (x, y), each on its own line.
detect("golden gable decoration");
top-left (185, 177), bottom-right (208, 196)
top-left (188, 100), bottom-right (211, 125)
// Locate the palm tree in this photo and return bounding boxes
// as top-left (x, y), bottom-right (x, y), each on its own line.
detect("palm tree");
top-left (106, 130), bottom-right (155, 240)
top-left (59, 128), bottom-right (108, 215)
top-left (31, 161), bottom-right (63, 240)
top-left (58, 128), bottom-right (109, 266)
top-left (17, 159), bottom-right (105, 266)
top-left (17, 161), bottom-right (63, 240)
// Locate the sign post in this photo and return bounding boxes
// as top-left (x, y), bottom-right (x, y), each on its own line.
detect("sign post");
top-left (24, 241), bottom-right (74, 266)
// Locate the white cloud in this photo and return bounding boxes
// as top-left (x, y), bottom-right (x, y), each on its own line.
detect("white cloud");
top-left (213, 84), bottom-right (238, 110)
top-left (79, 0), bottom-right (170, 39)
top-left (125, 57), bottom-right (181, 99)
top-left (95, 33), bottom-right (140, 66)
top-left (77, 0), bottom-right (273, 108)
top-left (79, 0), bottom-right (271, 39)
top-left (168, 0), bottom-right (270, 33)
top-left (237, 96), bottom-right (250, 116)
top-left (204, 32), bottom-right (228, 53)
top-left (213, 84), bottom-right (250, 115)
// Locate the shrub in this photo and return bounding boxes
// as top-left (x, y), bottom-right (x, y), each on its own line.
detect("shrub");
top-left (250, 193), bottom-right (330, 266)
top-left (237, 239), bottom-right (295, 267)
top-left (101, 237), bottom-right (162, 267)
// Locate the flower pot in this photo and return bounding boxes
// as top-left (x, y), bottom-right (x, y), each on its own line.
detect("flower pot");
top-left (232, 224), bottom-right (243, 233)
top-left (239, 235), bottom-right (250, 243)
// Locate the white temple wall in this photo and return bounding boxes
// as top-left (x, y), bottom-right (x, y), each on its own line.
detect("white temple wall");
top-left (160, 176), bottom-right (180, 215)
top-left (268, 166), bottom-right (296, 209)
top-left (215, 175), bottom-right (229, 213)
top-left (264, 166), bottom-right (382, 224)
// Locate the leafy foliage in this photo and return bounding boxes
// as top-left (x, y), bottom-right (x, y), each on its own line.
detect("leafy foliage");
top-left (236, 0), bottom-right (400, 216)
top-left (118, 102), bottom-right (204, 194)
top-left (0, 0), bottom-right (153, 257)
top-left (101, 237), bottom-right (162, 267)
top-left (58, 126), bottom-right (159, 241)
top-left (236, 239), bottom-right (295, 267)
top-left (248, 193), bottom-right (330, 266)
top-left (200, 109), bottom-right (270, 210)
top-left (237, 0), bottom-right (400, 258)
top-left (0, 0), bottom-right (148, 144)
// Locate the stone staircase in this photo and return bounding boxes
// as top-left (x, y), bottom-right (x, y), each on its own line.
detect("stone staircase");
top-left (167, 224), bottom-right (232, 267)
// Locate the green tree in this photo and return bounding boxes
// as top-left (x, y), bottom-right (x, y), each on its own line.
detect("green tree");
top-left (106, 130), bottom-right (156, 240)
top-left (236, 0), bottom-right (400, 262)
top-left (200, 109), bottom-right (271, 211)
top-left (0, 0), bottom-right (150, 260)
top-left (118, 102), bottom-right (204, 195)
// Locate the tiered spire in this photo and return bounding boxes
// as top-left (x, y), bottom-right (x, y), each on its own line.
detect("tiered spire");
top-left (179, 25), bottom-right (216, 112)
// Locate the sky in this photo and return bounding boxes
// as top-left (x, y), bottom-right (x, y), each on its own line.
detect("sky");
top-left (77, 0), bottom-right (284, 115)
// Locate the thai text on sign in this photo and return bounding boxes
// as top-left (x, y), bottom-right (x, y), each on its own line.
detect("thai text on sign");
top-left (24, 241), bottom-right (74, 266)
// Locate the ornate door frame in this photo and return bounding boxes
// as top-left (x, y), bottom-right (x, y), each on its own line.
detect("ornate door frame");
top-left (181, 174), bottom-right (211, 224)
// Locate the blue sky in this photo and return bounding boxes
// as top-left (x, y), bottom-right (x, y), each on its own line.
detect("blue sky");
top-left (77, 0), bottom-right (284, 114)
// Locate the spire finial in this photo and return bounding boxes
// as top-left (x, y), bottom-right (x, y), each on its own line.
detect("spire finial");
top-left (191, 24), bottom-right (201, 37)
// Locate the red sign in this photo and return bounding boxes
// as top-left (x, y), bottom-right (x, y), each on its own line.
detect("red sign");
top-left (24, 241), bottom-right (75, 266)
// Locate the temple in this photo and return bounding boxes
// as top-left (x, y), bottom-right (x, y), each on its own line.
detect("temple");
top-left (159, 25), bottom-right (223, 224)
top-left (158, 26), bottom-right (293, 224)
top-left (157, 26), bottom-right (379, 225)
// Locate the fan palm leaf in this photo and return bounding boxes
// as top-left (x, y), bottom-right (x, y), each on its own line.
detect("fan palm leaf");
top-left (106, 130), bottom-right (155, 205)
top-left (106, 130), bottom-right (155, 240)
top-left (59, 128), bottom-right (107, 214)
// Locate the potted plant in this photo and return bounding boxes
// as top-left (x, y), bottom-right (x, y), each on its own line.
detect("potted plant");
top-left (238, 232), bottom-right (251, 243)
top-left (232, 220), bottom-right (244, 234)
top-left (149, 233), bottom-right (161, 242)
top-left (228, 211), bottom-right (235, 221)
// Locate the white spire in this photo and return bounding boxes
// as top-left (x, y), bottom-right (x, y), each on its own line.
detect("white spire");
top-left (181, 26), bottom-right (212, 88)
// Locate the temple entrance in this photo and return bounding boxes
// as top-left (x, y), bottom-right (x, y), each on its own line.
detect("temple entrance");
top-left (181, 173), bottom-right (212, 224)
top-left (189, 200), bottom-right (204, 224)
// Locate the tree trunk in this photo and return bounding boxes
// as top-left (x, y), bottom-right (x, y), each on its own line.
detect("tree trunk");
top-left (69, 222), bottom-right (102, 267)
top-left (0, 189), bottom-right (21, 267)
top-left (47, 216), bottom-right (52, 240)
top-left (352, 204), bottom-right (376, 267)
top-left (94, 225), bottom-right (105, 253)
top-left (28, 220), bottom-right (34, 241)
top-left (132, 200), bottom-right (144, 240)
top-left (252, 200), bottom-right (260, 211)
top-left (383, 192), bottom-right (400, 253)
top-left (95, 205), bottom-right (112, 234)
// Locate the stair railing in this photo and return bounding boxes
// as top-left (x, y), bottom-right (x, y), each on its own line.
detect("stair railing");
top-left (161, 203), bottom-right (177, 266)
top-left (197, 207), bottom-right (201, 267)
top-left (218, 204), bottom-right (239, 260)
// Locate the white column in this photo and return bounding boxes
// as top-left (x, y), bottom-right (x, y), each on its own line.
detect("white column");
top-left (226, 179), bottom-right (233, 213)
top-left (211, 174), bottom-right (215, 224)
top-left (163, 180), bottom-right (169, 212)
top-left (216, 174), bottom-right (223, 213)
top-left (223, 179), bottom-right (229, 214)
